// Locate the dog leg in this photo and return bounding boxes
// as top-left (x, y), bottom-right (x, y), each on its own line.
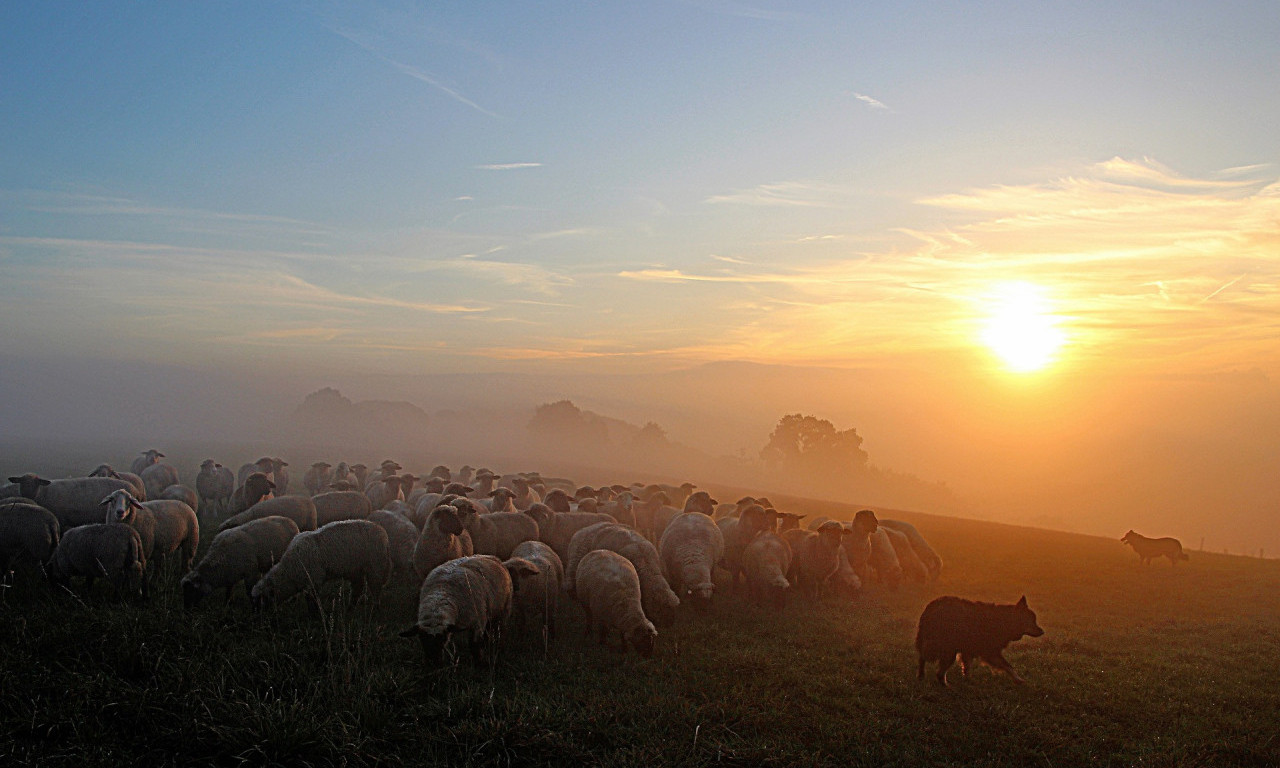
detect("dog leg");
top-left (959, 654), bottom-right (970, 676)
top-left (936, 653), bottom-right (955, 686)
top-left (985, 651), bottom-right (1025, 684)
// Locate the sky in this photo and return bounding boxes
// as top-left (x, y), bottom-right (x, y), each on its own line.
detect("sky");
top-left (2, 2), bottom-right (1279, 551)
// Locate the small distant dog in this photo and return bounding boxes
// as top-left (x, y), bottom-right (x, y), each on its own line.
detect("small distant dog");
top-left (1121, 530), bottom-right (1189, 566)
top-left (916, 595), bottom-right (1044, 686)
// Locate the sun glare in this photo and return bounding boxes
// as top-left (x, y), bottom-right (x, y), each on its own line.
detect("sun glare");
top-left (980, 282), bottom-right (1066, 373)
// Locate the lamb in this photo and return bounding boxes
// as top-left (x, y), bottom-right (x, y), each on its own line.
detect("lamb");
top-left (47, 523), bottom-right (147, 599)
top-left (130, 449), bottom-right (165, 477)
top-left (881, 519), bottom-right (943, 580)
top-left (509, 540), bottom-right (564, 638)
top-left (368, 508), bottom-right (419, 577)
top-left (196, 460), bottom-right (234, 517)
top-left (312, 490), bottom-right (373, 526)
top-left (455, 498), bottom-right (539, 560)
top-left (573, 549), bottom-right (658, 658)
top-left (88, 465), bottom-right (147, 500)
top-left (412, 503), bottom-right (474, 578)
top-left (161, 484), bottom-right (199, 514)
top-left (302, 462), bottom-right (333, 497)
top-left (100, 488), bottom-right (200, 577)
top-left (524, 503), bottom-right (616, 564)
top-left (742, 532), bottom-right (792, 609)
top-left (237, 457), bottom-right (275, 489)
top-left (180, 515), bottom-right (300, 608)
top-left (883, 526), bottom-right (930, 583)
top-left (658, 511), bottom-right (725, 607)
top-left (566, 522), bottom-right (680, 627)
top-left (6, 473), bottom-right (135, 531)
top-left (251, 520), bottom-right (392, 611)
top-left (0, 499), bottom-right (60, 578)
top-left (226, 473), bottom-right (275, 518)
top-left (868, 527), bottom-right (903, 589)
top-left (140, 461), bottom-right (180, 502)
top-left (220, 495), bottom-right (318, 534)
top-left (399, 554), bottom-right (539, 664)
top-left (270, 458), bottom-right (290, 495)
top-left (717, 504), bottom-right (774, 593)
top-left (782, 521), bottom-right (846, 598)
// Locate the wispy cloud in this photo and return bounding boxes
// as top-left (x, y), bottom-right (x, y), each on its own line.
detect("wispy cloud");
top-left (851, 92), bottom-right (891, 111)
top-left (474, 162), bottom-right (543, 171)
top-left (705, 181), bottom-right (851, 208)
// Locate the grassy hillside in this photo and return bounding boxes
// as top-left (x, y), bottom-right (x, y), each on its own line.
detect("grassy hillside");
top-left (2, 488), bottom-right (1278, 766)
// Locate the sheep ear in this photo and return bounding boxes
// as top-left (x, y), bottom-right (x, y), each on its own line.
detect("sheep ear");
top-left (399, 626), bottom-right (422, 638)
top-left (99, 494), bottom-right (113, 506)
top-left (129, 496), bottom-right (146, 510)
top-left (37, 478), bottom-right (51, 487)
top-left (488, 489), bottom-right (499, 497)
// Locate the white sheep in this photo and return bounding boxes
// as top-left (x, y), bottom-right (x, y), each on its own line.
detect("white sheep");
top-left (565, 522), bottom-right (680, 628)
top-left (524, 503), bottom-right (615, 564)
top-left (455, 498), bottom-right (539, 560)
top-left (196, 460), bottom-right (235, 517)
top-left (313, 490), bottom-right (373, 526)
top-left (509, 540), bottom-right (564, 638)
top-left (868, 527), bottom-right (903, 589)
top-left (658, 511), bottom-right (724, 607)
top-left (399, 554), bottom-right (539, 665)
top-left (220, 495), bottom-right (318, 534)
top-left (368, 507), bottom-right (419, 577)
top-left (365, 476), bottom-right (406, 511)
top-left (270, 458), bottom-right (290, 495)
top-left (510, 477), bottom-right (542, 511)
top-left (716, 504), bottom-right (773, 593)
top-left (88, 464), bottom-right (147, 500)
top-left (140, 461), bottom-right (180, 502)
top-left (100, 488), bottom-right (200, 578)
top-left (880, 519), bottom-right (942, 581)
top-left (161, 484), bottom-right (199, 514)
top-left (0, 499), bottom-right (60, 578)
top-left (251, 519), bottom-right (392, 611)
top-left (130, 449), bottom-right (165, 477)
top-left (302, 462), bottom-right (333, 497)
top-left (180, 515), bottom-right (300, 608)
top-left (47, 523), bottom-right (147, 599)
top-left (573, 549), bottom-right (658, 658)
top-left (5, 473), bottom-right (136, 531)
top-left (412, 503), bottom-right (475, 578)
top-left (237, 457), bottom-right (275, 490)
top-left (481, 487), bottom-right (519, 514)
top-left (742, 532), bottom-right (793, 609)
top-left (882, 525), bottom-right (929, 583)
top-left (843, 509), bottom-right (879, 583)
top-left (782, 521), bottom-right (846, 598)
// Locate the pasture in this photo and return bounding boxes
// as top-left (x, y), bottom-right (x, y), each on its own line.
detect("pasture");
top-left (2, 461), bottom-right (1278, 766)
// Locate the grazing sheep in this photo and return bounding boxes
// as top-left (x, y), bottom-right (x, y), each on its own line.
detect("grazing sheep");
top-left (251, 520), bottom-right (392, 611)
top-left (303, 462), bottom-right (333, 497)
top-left (509, 540), bottom-right (564, 638)
top-left (658, 512), bottom-right (725, 607)
top-left (88, 465), bottom-right (147, 500)
top-left (455, 498), bottom-right (539, 560)
top-left (270, 458), bottom-right (290, 495)
top-left (368, 508), bottom-right (419, 577)
top-left (717, 504), bottom-right (774, 593)
top-left (883, 526), bottom-right (929, 583)
top-left (881, 519), bottom-right (943, 580)
top-left (130, 449), bottom-right (165, 477)
top-left (6, 473), bottom-right (135, 531)
top-left (196, 460), bottom-right (235, 517)
top-left (566, 522), bottom-right (680, 628)
top-left (312, 491), bottom-right (373, 527)
top-left (47, 523), bottom-right (147, 599)
top-left (574, 549), bottom-right (658, 658)
top-left (100, 489), bottom-right (200, 577)
top-left (0, 499), bottom-right (60, 578)
top-left (237, 457), bottom-right (275, 490)
top-left (226, 473), bottom-right (275, 519)
top-left (742, 532), bottom-right (792, 609)
top-left (140, 462), bottom-right (180, 502)
top-left (161, 484), bottom-right (199, 514)
top-left (400, 554), bottom-right (539, 665)
top-left (181, 515), bottom-right (300, 608)
top-left (412, 503), bottom-right (474, 578)
top-left (220, 495), bottom-right (318, 534)
top-left (524, 503), bottom-right (616, 564)
top-left (868, 527), bottom-right (903, 589)
top-left (783, 521), bottom-right (846, 598)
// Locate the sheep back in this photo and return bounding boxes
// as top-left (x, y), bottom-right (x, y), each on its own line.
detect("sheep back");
top-left (251, 519), bottom-right (391, 608)
top-left (658, 512), bottom-right (724, 603)
top-left (313, 491), bottom-right (373, 526)
top-left (221, 496), bottom-right (318, 534)
top-left (574, 549), bottom-right (657, 657)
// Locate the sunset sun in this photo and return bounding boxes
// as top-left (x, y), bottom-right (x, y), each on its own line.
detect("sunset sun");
top-left (980, 282), bottom-right (1067, 373)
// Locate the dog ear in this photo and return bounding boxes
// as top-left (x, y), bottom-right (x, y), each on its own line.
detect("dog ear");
top-left (1016, 595), bottom-right (1028, 608)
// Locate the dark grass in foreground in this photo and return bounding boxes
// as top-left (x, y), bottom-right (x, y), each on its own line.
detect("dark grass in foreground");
top-left (3, 494), bottom-right (1279, 767)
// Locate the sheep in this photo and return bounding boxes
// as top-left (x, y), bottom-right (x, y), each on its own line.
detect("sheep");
top-left (597, 492), bottom-right (637, 528)
top-left (880, 519), bottom-right (942, 581)
top-left (130, 449), bottom-right (165, 477)
top-left (302, 462), bottom-right (333, 497)
top-left (406, 477), bottom-right (446, 512)
top-left (717, 504), bottom-right (774, 593)
top-left (782, 521), bottom-right (846, 598)
top-left (658, 511), bottom-right (725, 607)
top-left (270, 458), bottom-right (290, 495)
top-left (349, 463), bottom-right (369, 490)
top-left (180, 515), bottom-right (300, 608)
top-left (220, 495), bottom-right (318, 534)
top-left (400, 554), bottom-right (539, 664)
top-left (226, 473), bottom-right (275, 519)
top-left (775, 512), bottom-right (806, 532)
top-left (640, 482), bottom-right (697, 508)
top-left (632, 493), bottom-right (668, 541)
top-left (509, 540), bottom-right (564, 638)
top-left (830, 543), bottom-right (863, 597)
top-left (5, 473), bottom-right (135, 531)
top-left (509, 477), bottom-right (542, 511)
top-left (251, 520), bottom-right (392, 611)
top-left (574, 549), bottom-right (658, 658)
top-left (47, 523), bottom-right (147, 600)
top-left (196, 460), bottom-right (234, 517)
top-left (365, 476), bottom-right (406, 511)
top-left (806, 516), bottom-right (832, 531)
top-left (649, 489), bottom-right (714, 545)
top-left (454, 498), bottom-right (539, 560)
top-left (100, 488), bottom-right (200, 577)
top-left (566, 522), bottom-right (680, 628)
top-left (88, 465), bottom-right (147, 500)
top-left (843, 509), bottom-right (879, 583)
top-left (742, 532), bottom-right (793, 610)
top-left (482, 487), bottom-right (518, 514)
top-left (412, 503), bottom-right (474, 578)
top-left (455, 465), bottom-right (475, 486)
top-left (868, 527), bottom-right (903, 589)
top-left (368, 508), bottom-right (419, 577)
top-left (161, 484), bottom-right (199, 514)
top-left (140, 461), bottom-right (180, 502)
top-left (237, 457), bottom-right (275, 489)
top-left (0, 499), bottom-right (60, 579)
top-left (524, 503), bottom-right (616, 564)
top-left (428, 465), bottom-right (451, 481)
top-left (312, 490), bottom-right (373, 527)
top-left (364, 460), bottom-right (402, 489)
top-left (467, 471), bottom-right (499, 500)
top-left (882, 526), bottom-right (930, 583)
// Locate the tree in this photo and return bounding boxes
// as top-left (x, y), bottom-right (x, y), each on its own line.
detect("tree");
top-left (760, 414), bottom-right (868, 476)
top-left (528, 400), bottom-right (609, 444)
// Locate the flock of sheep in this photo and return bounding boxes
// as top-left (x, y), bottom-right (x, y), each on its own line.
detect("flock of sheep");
top-left (0, 451), bottom-right (944, 665)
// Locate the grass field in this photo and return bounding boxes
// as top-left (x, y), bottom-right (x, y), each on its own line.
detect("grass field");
top-left (3, 481), bottom-right (1279, 767)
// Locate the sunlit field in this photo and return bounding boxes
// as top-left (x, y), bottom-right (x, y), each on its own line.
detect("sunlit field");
top-left (2, 451), bottom-right (1278, 767)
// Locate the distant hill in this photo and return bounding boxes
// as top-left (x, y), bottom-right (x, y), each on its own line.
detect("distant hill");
top-left (286, 387), bottom-right (431, 450)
